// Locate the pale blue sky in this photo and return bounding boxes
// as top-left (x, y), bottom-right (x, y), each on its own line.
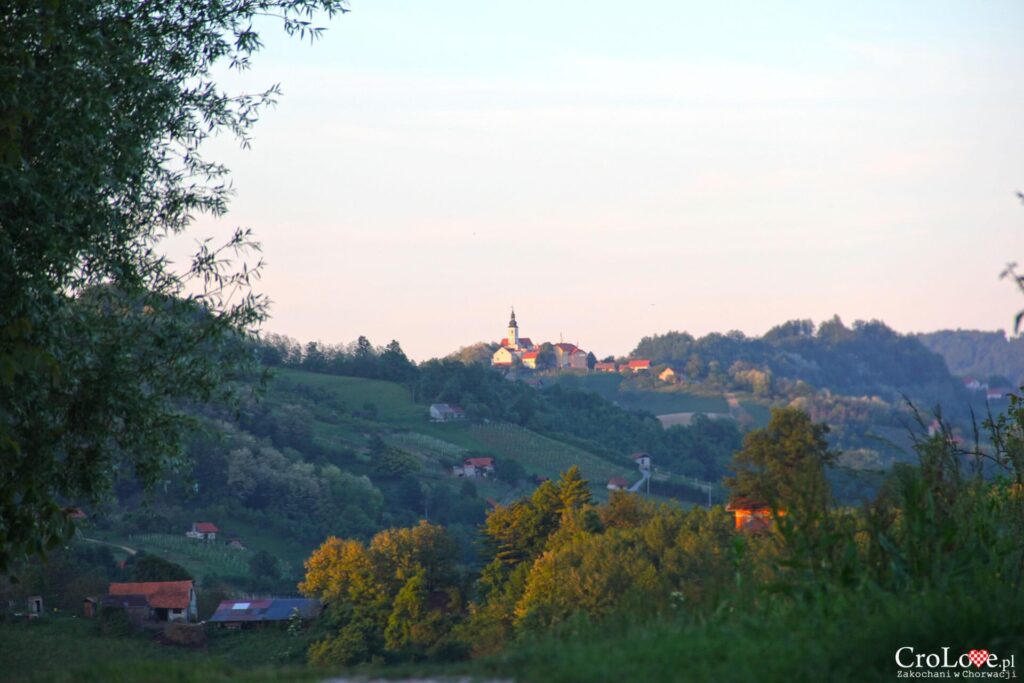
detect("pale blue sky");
top-left (180, 1), bottom-right (1024, 360)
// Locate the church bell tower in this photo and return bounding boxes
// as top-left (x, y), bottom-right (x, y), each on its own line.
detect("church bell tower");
top-left (507, 309), bottom-right (519, 349)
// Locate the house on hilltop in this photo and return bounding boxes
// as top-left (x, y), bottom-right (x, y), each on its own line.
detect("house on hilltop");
top-left (626, 359), bottom-right (651, 373)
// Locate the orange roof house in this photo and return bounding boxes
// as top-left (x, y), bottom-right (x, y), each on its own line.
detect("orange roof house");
top-left (107, 580), bottom-right (198, 622)
top-left (627, 359), bottom-right (651, 372)
top-left (725, 498), bottom-right (784, 532)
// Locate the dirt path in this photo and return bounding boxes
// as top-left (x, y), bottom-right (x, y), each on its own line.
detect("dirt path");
top-left (82, 536), bottom-right (137, 555)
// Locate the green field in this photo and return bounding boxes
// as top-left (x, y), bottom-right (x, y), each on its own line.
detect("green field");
top-left (270, 368), bottom-right (426, 426)
top-left (570, 374), bottom-right (730, 415)
top-left (466, 423), bottom-right (634, 485)
top-left (0, 617), bottom-right (324, 683)
top-left (126, 534), bottom-right (251, 581)
top-left (615, 390), bottom-right (729, 415)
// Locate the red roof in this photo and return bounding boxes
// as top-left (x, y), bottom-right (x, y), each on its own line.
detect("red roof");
top-left (193, 522), bottom-right (219, 533)
top-left (109, 581), bottom-right (193, 610)
top-left (522, 351), bottom-right (539, 360)
top-left (608, 477), bottom-right (629, 487)
top-left (465, 457), bottom-right (494, 468)
top-left (554, 343), bottom-right (578, 352)
top-left (725, 498), bottom-right (771, 511)
top-left (595, 362), bottom-right (616, 370)
top-left (628, 359), bottom-right (651, 369)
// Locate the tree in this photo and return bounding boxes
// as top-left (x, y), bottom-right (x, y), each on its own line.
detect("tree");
top-left (726, 407), bottom-right (836, 521)
top-left (0, 1), bottom-right (348, 573)
top-left (249, 549), bottom-right (281, 583)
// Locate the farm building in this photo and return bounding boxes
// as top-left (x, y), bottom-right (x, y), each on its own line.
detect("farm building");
top-left (453, 456), bottom-right (495, 478)
top-left (632, 452), bottom-right (652, 471)
top-left (606, 477), bottom-right (630, 491)
top-left (429, 403), bottom-right (466, 421)
top-left (106, 580), bottom-right (198, 623)
top-left (209, 598), bottom-right (321, 629)
top-left (186, 521), bottom-right (219, 540)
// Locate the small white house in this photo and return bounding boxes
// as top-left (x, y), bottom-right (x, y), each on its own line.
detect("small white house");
top-left (632, 452), bottom-right (652, 472)
top-left (453, 456), bottom-right (495, 478)
top-left (185, 521), bottom-right (219, 541)
top-left (430, 403), bottom-right (467, 422)
top-left (607, 477), bottom-right (630, 491)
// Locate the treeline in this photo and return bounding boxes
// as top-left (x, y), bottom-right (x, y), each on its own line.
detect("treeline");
top-left (916, 329), bottom-right (1024, 386)
top-left (298, 404), bottom-right (1024, 668)
top-left (255, 333), bottom-right (418, 382)
top-left (631, 316), bottom-right (964, 403)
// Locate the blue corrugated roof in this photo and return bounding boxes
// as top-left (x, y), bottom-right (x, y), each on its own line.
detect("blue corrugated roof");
top-left (209, 597), bottom-right (320, 623)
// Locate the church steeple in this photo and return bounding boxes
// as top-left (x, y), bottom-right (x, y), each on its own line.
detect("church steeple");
top-left (506, 308), bottom-right (519, 349)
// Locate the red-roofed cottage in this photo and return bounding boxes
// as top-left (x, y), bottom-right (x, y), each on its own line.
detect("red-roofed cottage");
top-left (186, 521), bottom-right (219, 540)
top-left (607, 477), bottom-right (630, 491)
top-left (108, 580), bottom-right (198, 622)
top-left (453, 456), bottom-right (495, 478)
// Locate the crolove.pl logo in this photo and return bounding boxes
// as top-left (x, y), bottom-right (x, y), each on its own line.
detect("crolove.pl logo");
top-left (896, 647), bottom-right (1017, 679)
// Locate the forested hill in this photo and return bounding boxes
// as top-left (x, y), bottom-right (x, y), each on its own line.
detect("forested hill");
top-left (915, 329), bottom-right (1024, 386)
top-left (630, 317), bottom-right (963, 403)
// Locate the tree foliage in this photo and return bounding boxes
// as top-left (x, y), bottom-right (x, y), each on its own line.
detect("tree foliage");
top-left (0, 0), bottom-right (348, 572)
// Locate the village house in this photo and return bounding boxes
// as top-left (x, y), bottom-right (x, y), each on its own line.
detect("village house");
top-left (595, 361), bottom-right (617, 373)
top-left (626, 359), bottom-right (652, 373)
top-left (429, 403), bottom-right (466, 421)
top-left (186, 521), bottom-right (219, 540)
top-left (521, 351), bottom-right (540, 369)
top-left (963, 377), bottom-right (986, 391)
top-left (106, 580), bottom-right (198, 623)
top-left (632, 452), bottom-right (652, 472)
top-left (725, 498), bottom-right (784, 532)
top-left (607, 477), bottom-right (630, 491)
top-left (453, 456), bottom-right (495, 478)
top-left (658, 367), bottom-right (677, 383)
top-left (209, 598), bottom-right (321, 630)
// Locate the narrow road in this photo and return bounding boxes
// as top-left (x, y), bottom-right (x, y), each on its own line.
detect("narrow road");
top-left (82, 536), bottom-right (137, 555)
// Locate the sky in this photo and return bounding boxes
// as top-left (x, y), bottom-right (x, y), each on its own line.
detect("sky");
top-left (176, 0), bottom-right (1024, 361)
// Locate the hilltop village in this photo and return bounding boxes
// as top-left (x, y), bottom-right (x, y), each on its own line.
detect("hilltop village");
top-left (491, 309), bottom-right (655, 375)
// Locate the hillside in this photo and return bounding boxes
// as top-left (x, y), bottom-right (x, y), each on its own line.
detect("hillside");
top-left (916, 329), bottom-right (1024, 386)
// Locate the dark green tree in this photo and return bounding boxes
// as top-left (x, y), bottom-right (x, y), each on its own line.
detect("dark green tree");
top-left (726, 407), bottom-right (836, 520)
top-left (0, 0), bottom-right (347, 572)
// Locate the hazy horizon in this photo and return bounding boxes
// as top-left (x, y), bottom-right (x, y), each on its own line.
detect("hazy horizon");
top-left (168, 0), bottom-right (1023, 361)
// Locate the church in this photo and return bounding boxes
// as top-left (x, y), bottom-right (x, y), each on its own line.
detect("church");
top-left (491, 309), bottom-right (535, 367)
